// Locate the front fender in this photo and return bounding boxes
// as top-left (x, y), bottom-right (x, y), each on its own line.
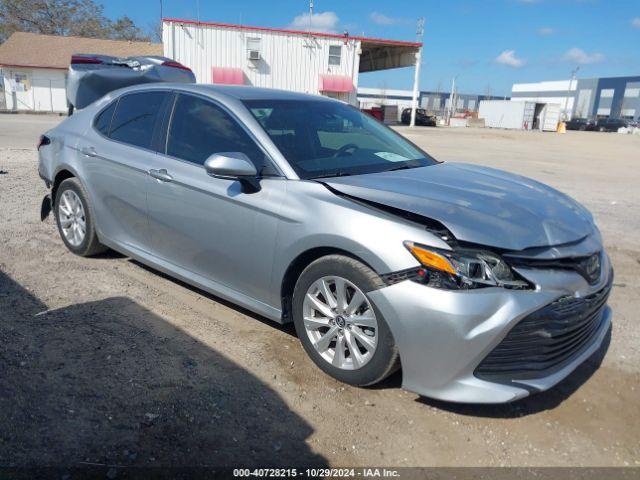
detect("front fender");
top-left (269, 180), bottom-right (451, 308)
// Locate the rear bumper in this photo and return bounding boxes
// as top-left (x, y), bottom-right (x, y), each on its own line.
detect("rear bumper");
top-left (367, 254), bottom-right (613, 404)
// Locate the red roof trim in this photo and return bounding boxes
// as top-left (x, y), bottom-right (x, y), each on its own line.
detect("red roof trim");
top-left (162, 18), bottom-right (422, 48)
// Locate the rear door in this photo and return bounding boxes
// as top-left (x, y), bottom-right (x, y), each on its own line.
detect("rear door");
top-left (80, 90), bottom-right (170, 252)
top-left (146, 92), bottom-right (286, 306)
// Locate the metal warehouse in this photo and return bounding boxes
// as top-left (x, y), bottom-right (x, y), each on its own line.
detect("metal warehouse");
top-left (357, 87), bottom-right (505, 118)
top-left (162, 18), bottom-right (422, 105)
top-left (512, 75), bottom-right (640, 121)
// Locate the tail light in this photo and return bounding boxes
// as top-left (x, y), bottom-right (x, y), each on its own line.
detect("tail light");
top-left (71, 55), bottom-right (103, 65)
top-left (161, 60), bottom-right (192, 73)
top-left (37, 135), bottom-right (51, 151)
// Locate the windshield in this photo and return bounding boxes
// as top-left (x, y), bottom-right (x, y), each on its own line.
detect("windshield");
top-left (243, 99), bottom-right (439, 179)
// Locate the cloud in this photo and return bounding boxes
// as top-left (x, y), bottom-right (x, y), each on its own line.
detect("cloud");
top-left (288, 11), bottom-right (340, 33)
top-left (369, 12), bottom-right (404, 25)
top-left (538, 27), bottom-right (554, 36)
top-left (632, 17), bottom-right (640, 28)
top-left (562, 47), bottom-right (605, 64)
top-left (495, 50), bottom-right (526, 67)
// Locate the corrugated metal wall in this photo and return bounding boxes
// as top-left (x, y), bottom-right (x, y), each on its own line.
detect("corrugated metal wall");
top-left (163, 21), bottom-right (361, 104)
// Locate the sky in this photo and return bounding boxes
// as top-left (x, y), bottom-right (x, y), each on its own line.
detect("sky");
top-left (103, 0), bottom-right (640, 96)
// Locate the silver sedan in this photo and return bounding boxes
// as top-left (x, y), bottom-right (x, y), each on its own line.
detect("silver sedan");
top-left (38, 83), bottom-right (613, 403)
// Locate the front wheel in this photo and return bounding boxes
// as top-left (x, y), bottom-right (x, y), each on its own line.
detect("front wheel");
top-left (292, 255), bottom-right (399, 386)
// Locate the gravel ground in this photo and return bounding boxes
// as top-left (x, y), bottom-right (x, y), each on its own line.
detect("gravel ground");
top-left (0, 114), bottom-right (639, 468)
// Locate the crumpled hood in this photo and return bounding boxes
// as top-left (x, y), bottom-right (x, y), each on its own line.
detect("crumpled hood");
top-left (324, 163), bottom-right (594, 251)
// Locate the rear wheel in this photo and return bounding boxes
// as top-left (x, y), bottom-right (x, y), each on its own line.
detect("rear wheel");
top-left (292, 255), bottom-right (399, 386)
top-left (54, 177), bottom-right (107, 257)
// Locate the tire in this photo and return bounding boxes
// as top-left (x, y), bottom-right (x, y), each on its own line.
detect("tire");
top-left (292, 254), bottom-right (400, 387)
top-left (54, 177), bottom-right (107, 257)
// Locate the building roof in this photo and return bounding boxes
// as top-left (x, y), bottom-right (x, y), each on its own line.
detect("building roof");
top-left (162, 18), bottom-right (422, 48)
top-left (0, 32), bottom-right (162, 70)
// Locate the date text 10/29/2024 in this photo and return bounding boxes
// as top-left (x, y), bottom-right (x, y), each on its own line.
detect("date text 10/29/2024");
top-left (233, 468), bottom-right (401, 478)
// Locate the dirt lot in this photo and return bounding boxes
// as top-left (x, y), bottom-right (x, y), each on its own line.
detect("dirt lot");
top-left (1, 114), bottom-right (639, 468)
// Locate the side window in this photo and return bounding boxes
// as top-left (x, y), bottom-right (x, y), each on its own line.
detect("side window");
top-left (109, 92), bottom-right (166, 149)
top-left (94, 101), bottom-right (117, 136)
top-left (166, 94), bottom-right (274, 174)
top-left (328, 45), bottom-right (342, 66)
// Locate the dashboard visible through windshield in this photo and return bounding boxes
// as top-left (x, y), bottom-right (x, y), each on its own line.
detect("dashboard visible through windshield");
top-left (243, 99), bottom-right (439, 179)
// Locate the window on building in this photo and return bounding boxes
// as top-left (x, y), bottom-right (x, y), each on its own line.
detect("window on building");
top-left (12, 73), bottom-right (29, 91)
top-left (166, 94), bottom-right (272, 174)
top-left (109, 91), bottom-right (166, 149)
top-left (624, 88), bottom-right (640, 98)
top-left (597, 107), bottom-right (611, 116)
top-left (328, 45), bottom-right (342, 66)
top-left (600, 89), bottom-right (614, 98)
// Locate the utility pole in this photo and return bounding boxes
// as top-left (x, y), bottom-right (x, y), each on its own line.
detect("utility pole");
top-left (447, 75), bottom-right (457, 125)
top-left (564, 66), bottom-right (580, 121)
top-left (309, 0), bottom-right (314, 32)
top-left (410, 17), bottom-right (425, 128)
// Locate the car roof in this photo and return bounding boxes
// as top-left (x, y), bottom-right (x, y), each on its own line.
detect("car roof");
top-left (112, 82), bottom-right (338, 103)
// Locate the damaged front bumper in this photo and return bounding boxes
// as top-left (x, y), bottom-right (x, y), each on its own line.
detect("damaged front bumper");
top-left (367, 253), bottom-right (613, 404)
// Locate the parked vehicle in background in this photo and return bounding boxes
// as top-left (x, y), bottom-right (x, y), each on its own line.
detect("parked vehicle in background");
top-left (565, 118), bottom-right (595, 131)
top-left (401, 108), bottom-right (437, 126)
top-left (38, 84), bottom-right (613, 404)
top-left (66, 54), bottom-right (195, 114)
top-left (595, 117), bottom-right (628, 132)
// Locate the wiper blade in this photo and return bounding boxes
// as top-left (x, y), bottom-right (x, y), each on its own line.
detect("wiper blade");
top-left (310, 171), bottom-right (352, 180)
top-left (382, 164), bottom-right (417, 172)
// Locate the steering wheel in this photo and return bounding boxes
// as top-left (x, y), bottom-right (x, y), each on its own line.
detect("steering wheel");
top-left (333, 143), bottom-right (359, 158)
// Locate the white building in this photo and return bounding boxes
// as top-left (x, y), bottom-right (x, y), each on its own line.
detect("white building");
top-left (512, 76), bottom-right (640, 121)
top-left (511, 80), bottom-right (574, 119)
top-left (0, 32), bottom-right (161, 113)
top-left (162, 18), bottom-right (421, 105)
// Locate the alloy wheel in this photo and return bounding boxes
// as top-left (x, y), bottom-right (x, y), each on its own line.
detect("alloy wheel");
top-left (302, 275), bottom-right (378, 370)
top-left (58, 190), bottom-right (86, 247)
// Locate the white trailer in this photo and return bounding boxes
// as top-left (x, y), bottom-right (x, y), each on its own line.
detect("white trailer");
top-left (478, 100), bottom-right (535, 130)
top-left (479, 99), bottom-right (561, 131)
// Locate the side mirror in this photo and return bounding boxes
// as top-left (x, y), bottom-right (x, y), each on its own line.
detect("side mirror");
top-left (204, 152), bottom-right (258, 178)
top-left (204, 152), bottom-right (261, 193)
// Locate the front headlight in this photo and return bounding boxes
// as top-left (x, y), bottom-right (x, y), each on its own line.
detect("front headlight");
top-left (404, 241), bottom-right (530, 290)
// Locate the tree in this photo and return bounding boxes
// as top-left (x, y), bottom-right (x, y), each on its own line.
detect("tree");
top-left (0, 0), bottom-right (150, 43)
top-left (109, 16), bottom-right (147, 41)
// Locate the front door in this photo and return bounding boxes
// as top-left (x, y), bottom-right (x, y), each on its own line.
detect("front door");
top-left (146, 93), bottom-right (285, 307)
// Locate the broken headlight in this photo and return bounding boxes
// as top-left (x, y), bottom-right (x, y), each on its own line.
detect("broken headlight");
top-left (404, 241), bottom-right (530, 290)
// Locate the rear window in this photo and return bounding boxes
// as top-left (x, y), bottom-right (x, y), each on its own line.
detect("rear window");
top-left (94, 101), bottom-right (117, 136)
top-left (109, 92), bottom-right (166, 149)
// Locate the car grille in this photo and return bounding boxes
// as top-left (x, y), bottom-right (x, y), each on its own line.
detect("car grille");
top-left (475, 276), bottom-right (612, 382)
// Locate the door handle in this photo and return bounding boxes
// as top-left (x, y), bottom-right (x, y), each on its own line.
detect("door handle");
top-left (148, 168), bottom-right (173, 182)
top-left (80, 146), bottom-right (97, 157)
